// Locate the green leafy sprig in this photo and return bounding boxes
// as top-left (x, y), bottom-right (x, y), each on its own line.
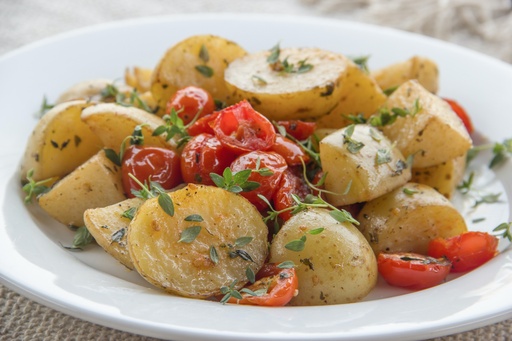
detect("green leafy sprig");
top-left (100, 83), bottom-right (153, 113)
top-left (128, 173), bottom-right (174, 217)
top-left (210, 168), bottom-right (260, 193)
top-left (493, 222), bottom-right (512, 242)
top-left (285, 228), bottom-right (324, 252)
top-left (22, 169), bottom-right (54, 203)
top-left (63, 226), bottom-right (94, 251)
top-left (467, 138), bottom-right (512, 169)
top-left (267, 43), bottom-right (314, 74)
top-left (104, 124), bottom-right (146, 166)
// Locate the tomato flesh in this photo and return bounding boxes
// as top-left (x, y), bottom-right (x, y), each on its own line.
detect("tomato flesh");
top-left (269, 135), bottom-right (310, 166)
top-left (187, 112), bottom-right (219, 136)
top-left (428, 231), bottom-right (498, 272)
top-left (377, 252), bottom-right (451, 290)
top-left (166, 86), bottom-right (214, 125)
top-left (213, 100), bottom-right (276, 154)
top-left (272, 168), bottom-right (311, 222)
top-left (276, 120), bottom-right (316, 140)
top-left (121, 145), bottom-right (182, 198)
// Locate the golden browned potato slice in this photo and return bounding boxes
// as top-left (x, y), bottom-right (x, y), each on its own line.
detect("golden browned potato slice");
top-left (357, 182), bottom-right (467, 255)
top-left (81, 103), bottom-right (175, 152)
top-left (128, 184), bottom-right (269, 298)
top-left (381, 80), bottom-right (472, 168)
top-left (270, 208), bottom-right (377, 306)
top-left (56, 79), bottom-right (112, 104)
top-left (411, 155), bottom-right (466, 199)
top-left (38, 150), bottom-right (126, 227)
top-left (20, 100), bottom-right (102, 182)
top-left (84, 197), bottom-right (144, 269)
top-left (371, 56), bottom-right (439, 94)
top-left (151, 34), bottom-right (247, 115)
top-left (125, 67), bottom-right (153, 93)
top-left (320, 124), bottom-right (411, 206)
top-left (225, 47), bottom-right (352, 121)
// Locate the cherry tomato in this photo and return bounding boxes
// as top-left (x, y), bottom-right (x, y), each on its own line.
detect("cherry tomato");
top-left (427, 231), bottom-right (498, 272)
top-left (230, 151), bottom-right (287, 211)
top-left (180, 133), bottom-right (236, 186)
top-left (166, 86), bottom-right (215, 125)
top-left (269, 135), bottom-right (310, 166)
top-left (212, 100), bottom-right (276, 154)
top-left (272, 168), bottom-right (311, 222)
top-left (276, 120), bottom-right (316, 140)
top-left (121, 145), bottom-right (182, 198)
top-left (377, 252), bottom-right (452, 290)
top-left (187, 112), bottom-right (219, 136)
top-left (444, 98), bottom-right (474, 134)
top-left (226, 263), bottom-right (298, 306)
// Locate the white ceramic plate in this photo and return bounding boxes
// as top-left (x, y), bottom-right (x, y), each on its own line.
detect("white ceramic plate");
top-left (1, 13), bottom-right (511, 341)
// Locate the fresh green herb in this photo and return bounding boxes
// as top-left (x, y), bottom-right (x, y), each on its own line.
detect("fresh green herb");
top-left (121, 207), bottom-right (137, 220)
top-left (184, 214), bottom-right (204, 222)
top-left (63, 226), bottom-right (94, 250)
top-left (273, 121), bottom-right (321, 167)
top-left (210, 168), bottom-right (260, 193)
top-left (253, 157), bottom-right (274, 176)
top-left (246, 266), bottom-right (256, 284)
top-left (111, 228), bottom-right (126, 244)
top-left (457, 171), bottom-right (475, 194)
top-left (267, 43), bottom-right (281, 64)
top-left (403, 187), bottom-right (419, 195)
top-left (234, 236), bottom-right (253, 247)
top-left (100, 83), bottom-right (153, 113)
top-left (376, 148), bottom-right (392, 165)
top-left (267, 42), bottom-right (314, 74)
top-left (209, 245), bottom-right (219, 264)
top-left (219, 280), bottom-right (243, 304)
top-left (368, 99), bottom-right (422, 127)
top-left (343, 124), bottom-right (365, 153)
top-left (195, 65), bottom-right (214, 78)
top-left (104, 124), bottom-right (147, 166)
top-left (152, 108), bottom-right (195, 147)
top-left (344, 113), bottom-right (367, 124)
top-left (251, 75), bottom-right (268, 85)
top-left (277, 260), bottom-right (296, 269)
top-left (128, 173), bottom-right (174, 217)
top-left (473, 192), bottom-right (501, 208)
top-left (38, 96), bottom-right (55, 117)
top-left (383, 85), bottom-right (399, 96)
top-left (351, 55), bottom-right (370, 73)
top-left (285, 228), bottom-right (325, 252)
top-left (466, 139), bottom-right (512, 168)
top-left (472, 217), bottom-right (486, 223)
top-left (198, 44), bottom-right (209, 63)
top-left (178, 225), bottom-right (202, 243)
top-left (493, 222), bottom-right (512, 241)
top-left (22, 169), bottom-right (54, 203)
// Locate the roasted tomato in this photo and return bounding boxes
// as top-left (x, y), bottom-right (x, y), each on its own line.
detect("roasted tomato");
top-left (269, 135), bottom-right (310, 166)
top-left (272, 168), bottom-right (311, 222)
top-left (276, 120), bottom-right (316, 140)
top-left (166, 86), bottom-right (215, 125)
top-left (377, 252), bottom-right (452, 290)
top-left (428, 231), bottom-right (498, 272)
top-left (187, 112), bottom-right (219, 136)
top-left (121, 145), bottom-right (182, 198)
top-left (444, 98), bottom-right (474, 134)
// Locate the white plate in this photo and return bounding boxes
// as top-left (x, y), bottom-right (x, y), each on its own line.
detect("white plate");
top-left (1, 13), bottom-right (511, 341)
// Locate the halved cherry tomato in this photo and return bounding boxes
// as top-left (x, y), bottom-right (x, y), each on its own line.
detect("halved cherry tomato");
top-left (444, 98), bottom-right (474, 134)
top-left (269, 135), bottom-right (310, 166)
top-left (212, 100), bottom-right (276, 154)
top-left (121, 145), bottom-right (182, 198)
top-left (276, 120), bottom-right (316, 140)
top-left (187, 112), bottom-right (219, 136)
top-left (272, 168), bottom-right (311, 222)
top-left (226, 263), bottom-right (298, 306)
top-left (427, 231), bottom-right (498, 272)
top-left (180, 133), bottom-right (236, 186)
top-left (377, 252), bottom-right (452, 290)
top-left (166, 86), bottom-right (215, 125)
top-left (230, 151), bottom-right (287, 211)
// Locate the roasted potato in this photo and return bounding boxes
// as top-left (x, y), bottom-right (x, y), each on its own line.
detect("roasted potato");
top-left (371, 56), bottom-right (439, 94)
top-left (381, 80), bottom-right (472, 168)
top-left (19, 100), bottom-right (102, 182)
top-left (270, 208), bottom-right (377, 305)
top-left (225, 47), bottom-right (354, 121)
top-left (320, 124), bottom-right (411, 206)
top-left (357, 182), bottom-right (467, 255)
top-left (38, 150), bottom-right (126, 227)
top-left (128, 184), bottom-right (269, 298)
top-left (125, 66), bottom-right (153, 93)
top-left (84, 197), bottom-right (144, 269)
top-left (151, 34), bottom-right (247, 115)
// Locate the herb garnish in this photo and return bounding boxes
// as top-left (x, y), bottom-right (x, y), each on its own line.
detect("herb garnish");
top-left (128, 173), bottom-right (174, 217)
top-left (178, 225), bottom-right (202, 243)
top-left (22, 169), bottom-right (54, 203)
top-left (210, 168), bottom-right (260, 193)
top-left (38, 96), bottom-right (55, 117)
top-left (104, 124), bottom-right (146, 166)
top-left (266, 43), bottom-right (314, 74)
top-left (152, 107), bottom-right (202, 147)
top-left (368, 99), bottom-right (422, 127)
top-left (343, 124), bottom-right (365, 153)
top-left (285, 228), bottom-right (324, 252)
top-left (350, 55), bottom-right (370, 74)
top-left (100, 83), bottom-right (153, 113)
top-left (63, 226), bottom-right (94, 250)
top-left (467, 138), bottom-right (512, 169)
top-left (493, 222), bottom-right (512, 241)
top-left (195, 44), bottom-right (214, 78)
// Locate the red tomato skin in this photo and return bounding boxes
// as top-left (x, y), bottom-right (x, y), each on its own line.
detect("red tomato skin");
top-left (272, 168), bottom-right (311, 222)
top-left (213, 100), bottom-right (276, 154)
top-left (180, 134), bottom-right (236, 186)
top-left (230, 151), bottom-right (287, 211)
top-left (187, 112), bottom-right (219, 136)
top-left (166, 86), bottom-right (214, 125)
top-left (377, 252), bottom-right (452, 290)
top-left (427, 232), bottom-right (498, 272)
top-left (276, 120), bottom-right (316, 140)
top-left (444, 98), bottom-right (474, 134)
top-left (121, 145), bottom-right (182, 198)
top-left (228, 265), bottom-right (298, 306)
top-left (269, 135), bottom-right (310, 166)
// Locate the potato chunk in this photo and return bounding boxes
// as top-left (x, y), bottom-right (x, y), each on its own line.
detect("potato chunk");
top-left (381, 80), bottom-right (472, 168)
top-left (225, 47), bottom-right (352, 121)
top-left (128, 184), bottom-right (268, 298)
top-left (357, 182), bottom-right (467, 255)
top-left (371, 56), bottom-right (439, 94)
top-left (270, 208), bottom-right (377, 305)
top-left (320, 124), bottom-right (411, 206)
top-left (38, 150), bottom-right (126, 226)
top-left (151, 34), bottom-right (247, 115)
top-left (20, 100), bottom-right (102, 182)
top-left (84, 197), bottom-right (144, 269)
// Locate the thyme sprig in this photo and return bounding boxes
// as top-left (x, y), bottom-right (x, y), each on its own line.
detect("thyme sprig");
top-left (63, 226), bottom-right (94, 251)
top-left (210, 168), bottom-right (260, 193)
top-left (493, 222), bottom-right (512, 241)
top-left (128, 173), bottom-right (174, 217)
top-left (285, 227), bottom-right (325, 252)
top-left (273, 121), bottom-right (321, 167)
top-left (267, 43), bottom-right (314, 74)
top-left (368, 99), bottom-right (422, 127)
top-left (38, 95), bottom-right (55, 117)
top-left (152, 107), bottom-right (198, 147)
top-left (350, 55), bottom-right (370, 74)
top-left (104, 124), bottom-right (146, 166)
top-left (22, 169), bottom-right (54, 203)
top-left (100, 83), bottom-right (153, 113)
top-left (466, 138), bottom-right (512, 169)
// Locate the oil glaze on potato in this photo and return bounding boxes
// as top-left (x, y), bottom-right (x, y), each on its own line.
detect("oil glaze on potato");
top-left (128, 184), bottom-right (268, 298)
top-left (270, 208), bottom-right (377, 306)
top-left (357, 182), bottom-right (467, 255)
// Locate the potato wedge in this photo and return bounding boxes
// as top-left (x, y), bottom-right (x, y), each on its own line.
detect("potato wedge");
top-left (128, 184), bottom-right (268, 298)
top-left (151, 34), bottom-right (247, 115)
top-left (320, 124), bottom-right (411, 206)
top-left (84, 197), bottom-right (143, 269)
top-left (20, 100), bottom-right (102, 182)
top-left (81, 103), bottom-right (175, 151)
top-left (371, 56), bottom-right (439, 94)
top-left (38, 150), bottom-right (126, 227)
top-left (411, 155), bottom-right (466, 199)
top-left (56, 79), bottom-right (112, 104)
top-left (125, 67), bottom-right (153, 93)
top-left (357, 182), bottom-right (467, 255)
top-left (270, 208), bottom-right (377, 305)
top-left (225, 48), bottom-right (352, 121)
top-left (381, 80), bottom-right (472, 168)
